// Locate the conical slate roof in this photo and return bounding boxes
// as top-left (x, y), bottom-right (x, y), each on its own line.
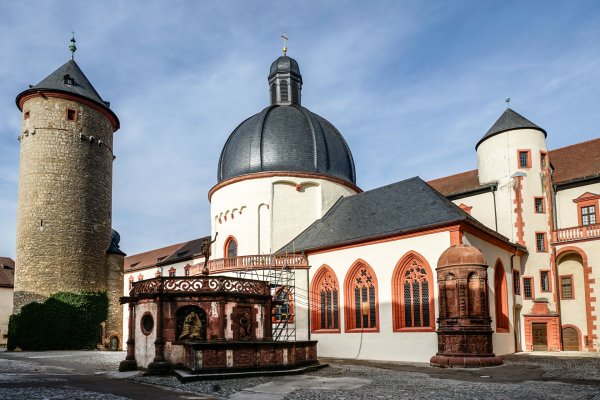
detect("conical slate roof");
top-left (16, 59), bottom-right (109, 111)
top-left (475, 108), bottom-right (546, 150)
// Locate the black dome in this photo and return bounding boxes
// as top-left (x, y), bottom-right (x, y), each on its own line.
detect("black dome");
top-left (269, 56), bottom-right (301, 79)
top-left (218, 104), bottom-right (356, 184)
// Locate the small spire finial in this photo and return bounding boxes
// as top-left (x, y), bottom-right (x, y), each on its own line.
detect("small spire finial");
top-left (505, 97), bottom-right (510, 108)
top-left (69, 32), bottom-right (77, 60)
top-left (281, 33), bottom-right (288, 56)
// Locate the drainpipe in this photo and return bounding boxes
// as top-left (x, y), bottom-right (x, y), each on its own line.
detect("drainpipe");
top-left (491, 183), bottom-right (498, 232)
top-left (552, 246), bottom-right (564, 350)
top-left (510, 252), bottom-right (519, 353)
top-left (306, 264), bottom-right (311, 341)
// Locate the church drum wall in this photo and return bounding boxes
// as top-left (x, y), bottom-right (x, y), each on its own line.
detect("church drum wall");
top-left (15, 96), bottom-right (114, 311)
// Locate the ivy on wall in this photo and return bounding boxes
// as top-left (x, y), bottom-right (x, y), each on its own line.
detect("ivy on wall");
top-left (7, 291), bottom-right (108, 350)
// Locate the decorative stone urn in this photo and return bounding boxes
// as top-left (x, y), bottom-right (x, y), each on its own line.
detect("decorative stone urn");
top-left (430, 244), bottom-right (502, 367)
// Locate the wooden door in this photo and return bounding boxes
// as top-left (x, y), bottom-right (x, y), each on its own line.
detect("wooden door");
top-left (532, 323), bottom-right (548, 351)
top-left (562, 327), bottom-right (579, 351)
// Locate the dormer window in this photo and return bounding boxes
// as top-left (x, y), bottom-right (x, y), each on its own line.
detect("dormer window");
top-left (63, 74), bottom-right (74, 85)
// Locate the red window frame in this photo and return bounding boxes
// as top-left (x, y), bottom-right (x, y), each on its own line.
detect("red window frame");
top-left (535, 232), bottom-right (548, 252)
top-left (310, 265), bottom-right (341, 333)
top-left (523, 277), bottom-right (534, 300)
top-left (517, 149), bottom-right (532, 169)
top-left (391, 251), bottom-right (435, 332)
top-left (344, 260), bottom-right (379, 333)
top-left (560, 275), bottom-right (574, 299)
top-left (540, 270), bottom-right (552, 292)
top-left (534, 197), bottom-right (545, 214)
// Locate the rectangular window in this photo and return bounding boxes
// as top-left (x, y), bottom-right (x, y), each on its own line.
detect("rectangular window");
top-left (582, 205), bottom-right (597, 226)
top-left (534, 197), bottom-right (545, 213)
top-left (536, 233), bottom-right (547, 252)
top-left (169, 270), bottom-right (175, 277)
top-left (523, 277), bottom-right (533, 299)
top-left (540, 152), bottom-right (547, 169)
top-left (518, 150), bottom-right (531, 168)
top-left (540, 271), bottom-right (551, 292)
top-left (185, 268), bottom-right (190, 277)
top-left (560, 276), bottom-right (573, 299)
top-left (513, 271), bottom-right (521, 295)
top-left (67, 109), bottom-right (77, 121)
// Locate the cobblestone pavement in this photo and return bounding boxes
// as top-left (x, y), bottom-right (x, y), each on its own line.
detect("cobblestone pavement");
top-left (2, 350), bottom-right (600, 399)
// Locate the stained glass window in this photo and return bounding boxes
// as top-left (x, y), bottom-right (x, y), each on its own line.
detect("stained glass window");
top-left (396, 260), bottom-right (432, 329)
top-left (347, 263), bottom-right (378, 330)
top-left (312, 266), bottom-right (340, 331)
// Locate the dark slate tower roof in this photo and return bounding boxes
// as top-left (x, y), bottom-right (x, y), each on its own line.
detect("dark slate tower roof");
top-left (218, 56), bottom-right (356, 185)
top-left (269, 56), bottom-right (302, 81)
top-left (16, 59), bottom-right (118, 126)
top-left (475, 108), bottom-right (546, 150)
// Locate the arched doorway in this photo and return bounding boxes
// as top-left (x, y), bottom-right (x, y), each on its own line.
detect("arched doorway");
top-left (556, 247), bottom-right (592, 351)
top-left (562, 326), bottom-right (580, 351)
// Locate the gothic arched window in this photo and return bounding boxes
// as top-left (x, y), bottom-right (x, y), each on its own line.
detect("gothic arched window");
top-left (392, 252), bottom-right (435, 331)
top-left (494, 260), bottom-right (509, 332)
top-left (310, 265), bottom-right (340, 333)
top-left (344, 260), bottom-right (379, 332)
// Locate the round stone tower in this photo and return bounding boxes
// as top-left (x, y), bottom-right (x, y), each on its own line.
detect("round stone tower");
top-left (13, 57), bottom-right (120, 312)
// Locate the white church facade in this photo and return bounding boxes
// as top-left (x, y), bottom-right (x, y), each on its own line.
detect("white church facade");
top-left (124, 54), bottom-right (600, 362)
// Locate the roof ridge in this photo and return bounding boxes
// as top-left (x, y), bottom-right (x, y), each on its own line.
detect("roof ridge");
top-left (125, 237), bottom-right (204, 260)
top-left (428, 169), bottom-right (478, 184)
top-left (549, 137), bottom-right (600, 153)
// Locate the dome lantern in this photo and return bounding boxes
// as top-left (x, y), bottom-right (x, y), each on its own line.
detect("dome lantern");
top-left (268, 56), bottom-right (302, 106)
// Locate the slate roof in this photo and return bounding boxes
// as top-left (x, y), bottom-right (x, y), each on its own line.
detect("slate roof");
top-left (124, 237), bottom-right (207, 272)
top-left (476, 108), bottom-right (546, 150)
top-left (0, 257), bottom-right (15, 288)
top-left (430, 138), bottom-right (600, 196)
top-left (218, 104), bottom-right (356, 184)
top-left (269, 56), bottom-right (302, 81)
top-left (278, 177), bottom-right (515, 254)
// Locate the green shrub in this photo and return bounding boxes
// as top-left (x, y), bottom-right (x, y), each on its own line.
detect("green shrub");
top-left (8, 291), bottom-right (108, 350)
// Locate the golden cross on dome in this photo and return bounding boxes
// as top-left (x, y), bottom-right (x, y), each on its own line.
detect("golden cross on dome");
top-left (281, 33), bottom-right (288, 56)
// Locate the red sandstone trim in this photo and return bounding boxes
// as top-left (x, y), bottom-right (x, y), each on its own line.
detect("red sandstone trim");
top-left (344, 259), bottom-right (380, 333)
top-left (513, 176), bottom-right (526, 246)
top-left (517, 149), bottom-right (532, 169)
top-left (310, 265), bottom-right (341, 334)
top-left (559, 275), bottom-right (575, 300)
top-left (556, 246), bottom-right (596, 351)
top-left (391, 251), bottom-right (435, 332)
top-left (208, 171), bottom-right (362, 201)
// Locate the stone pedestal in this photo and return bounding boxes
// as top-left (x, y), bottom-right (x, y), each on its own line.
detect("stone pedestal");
top-left (430, 244), bottom-right (502, 368)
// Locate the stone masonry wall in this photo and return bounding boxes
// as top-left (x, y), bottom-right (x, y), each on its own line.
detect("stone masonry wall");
top-left (105, 253), bottom-right (124, 350)
top-left (14, 95), bottom-right (114, 312)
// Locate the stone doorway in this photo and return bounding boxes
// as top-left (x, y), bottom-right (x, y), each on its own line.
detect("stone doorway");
top-left (532, 323), bottom-right (548, 351)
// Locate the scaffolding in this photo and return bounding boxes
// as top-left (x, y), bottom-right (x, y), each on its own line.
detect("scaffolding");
top-left (235, 257), bottom-right (308, 341)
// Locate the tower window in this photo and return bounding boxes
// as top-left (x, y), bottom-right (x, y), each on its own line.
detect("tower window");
top-left (291, 81), bottom-right (299, 104)
top-left (535, 233), bottom-right (547, 252)
top-left (518, 150), bottom-right (531, 168)
top-left (24, 111), bottom-right (30, 120)
top-left (523, 277), bottom-right (533, 299)
top-left (540, 270), bottom-right (551, 292)
top-left (67, 109), bottom-right (77, 121)
top-left (513, 270), bottom-right (521, 295)
top-left (540, 152), bottom-right (548, 169)
top-left (534, 197), bottom-right (545, 213)
top-left (279, 80), bottom-right (288, 102)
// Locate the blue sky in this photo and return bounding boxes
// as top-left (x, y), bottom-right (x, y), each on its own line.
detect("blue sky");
top-left (1, 1), bottom-right (599, 257)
